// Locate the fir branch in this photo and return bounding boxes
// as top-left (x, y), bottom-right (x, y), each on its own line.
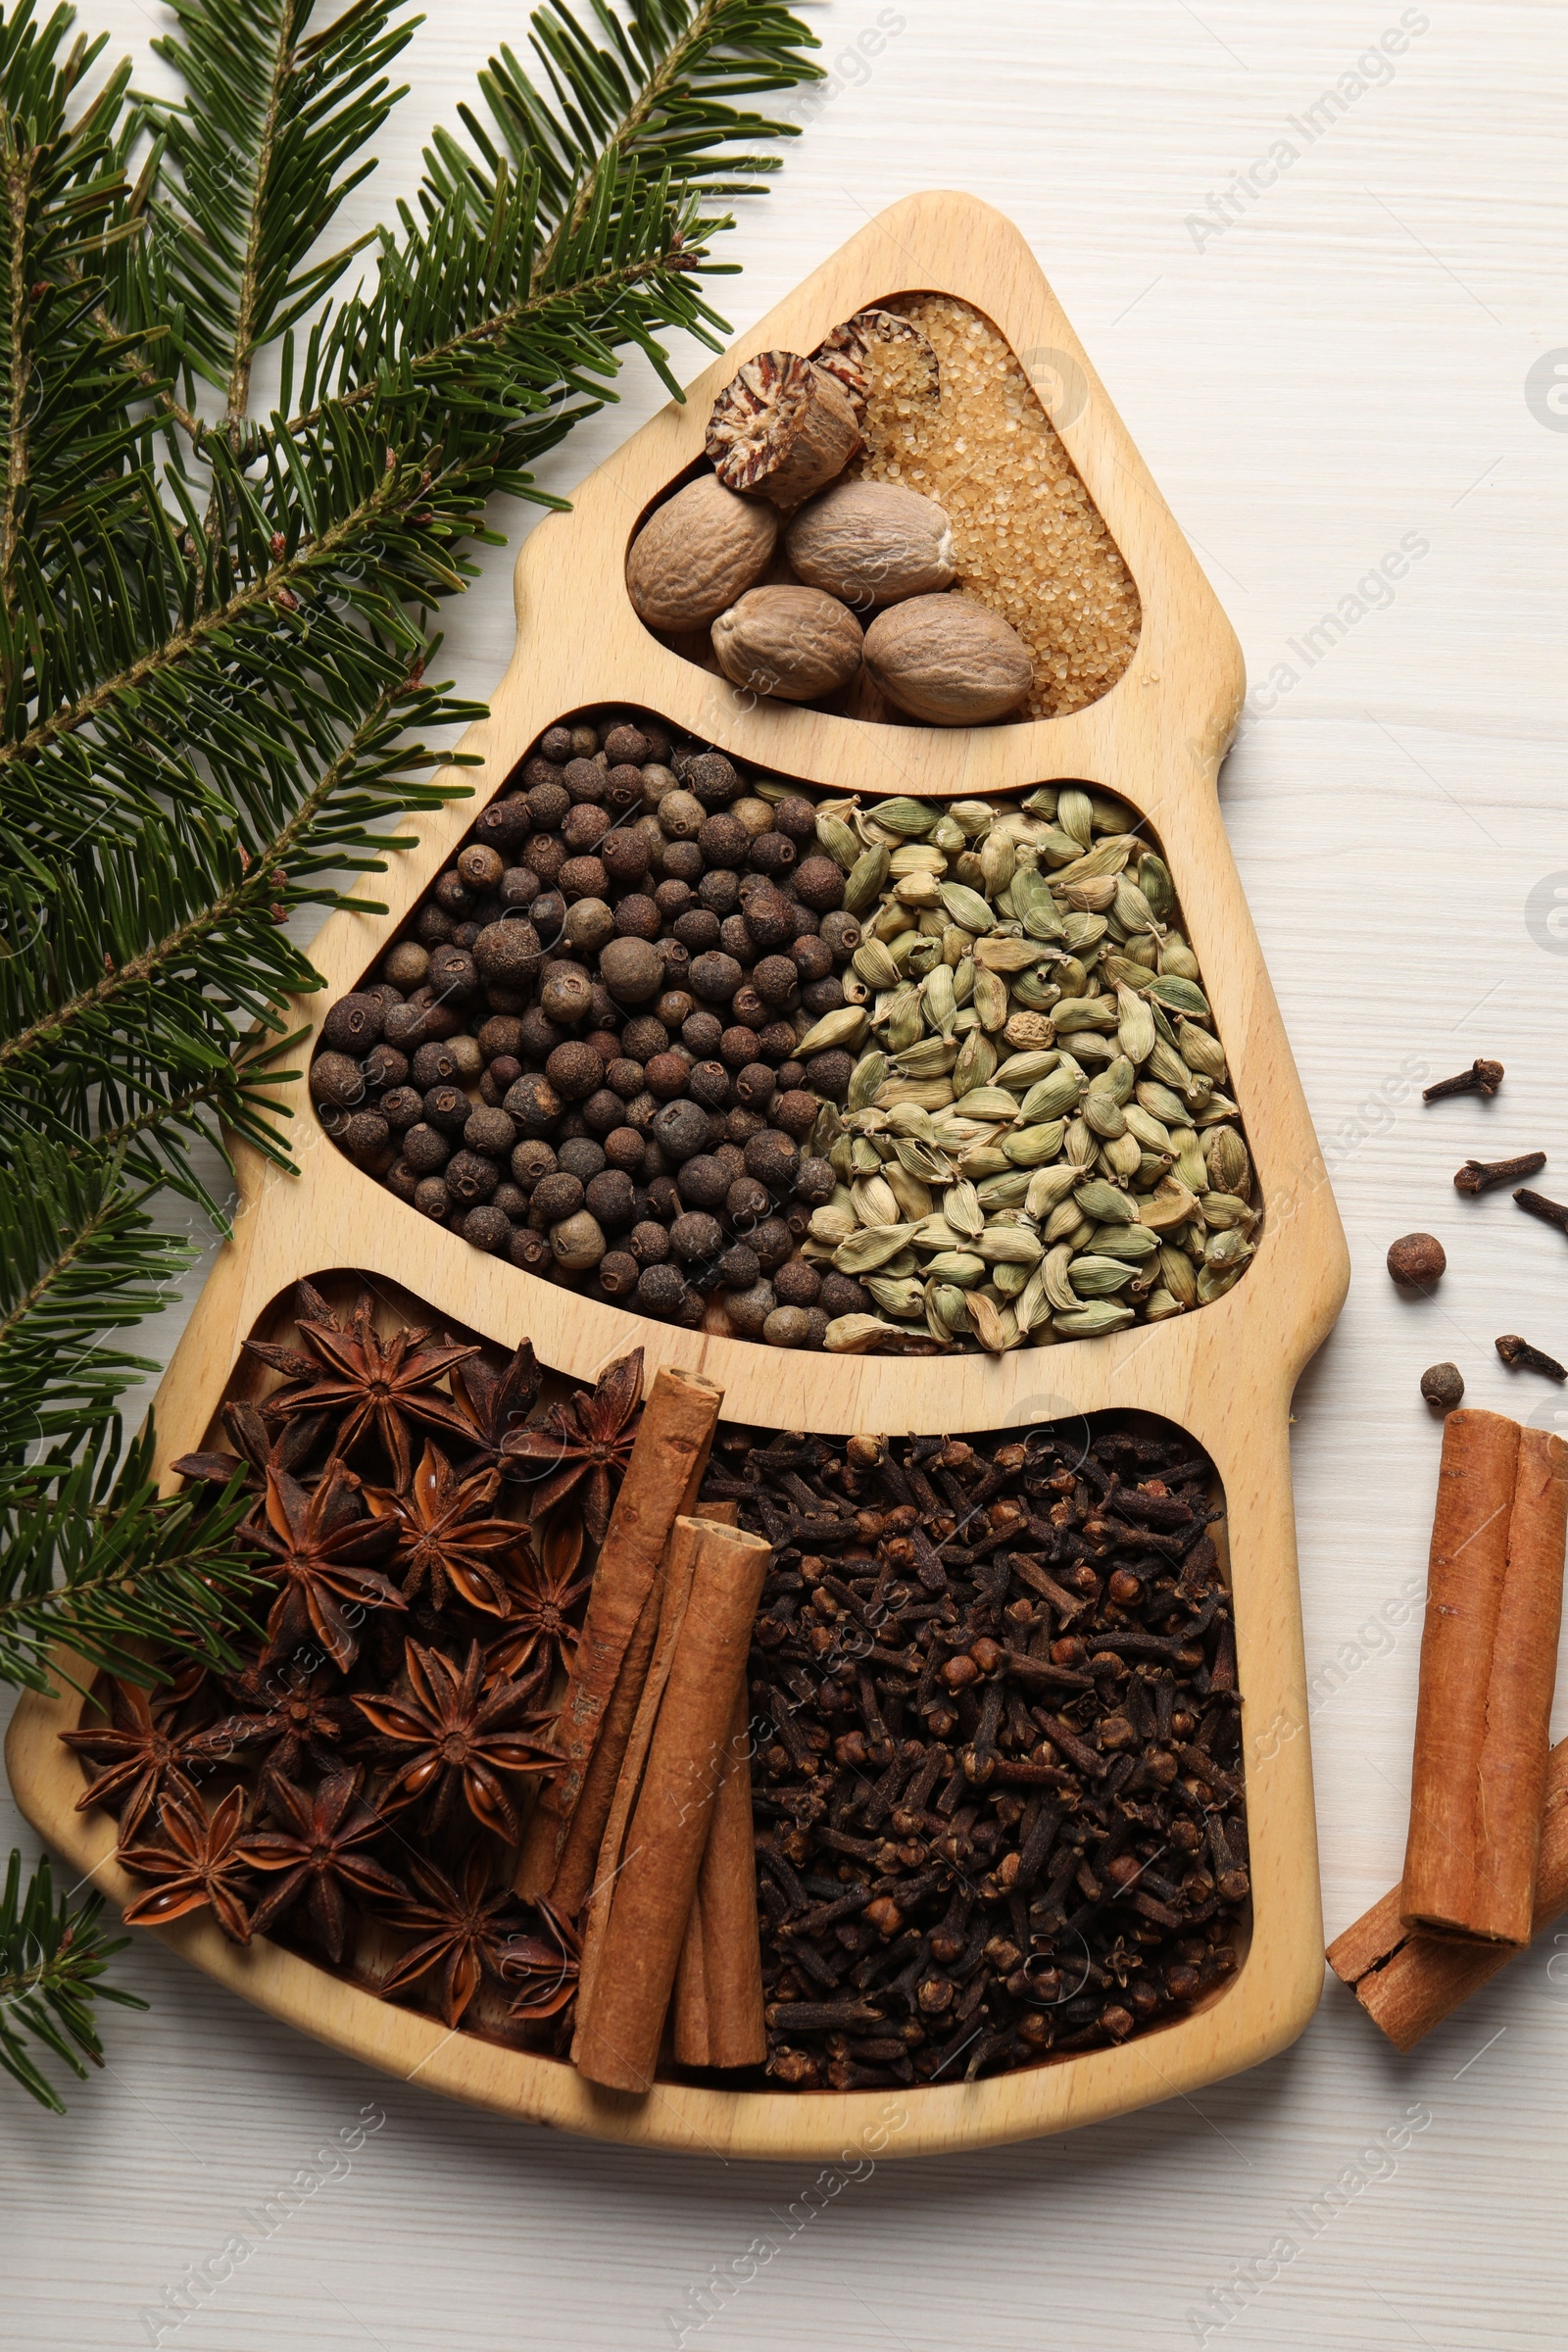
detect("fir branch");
top-left (0, 1851), bottom-right (145, 2110)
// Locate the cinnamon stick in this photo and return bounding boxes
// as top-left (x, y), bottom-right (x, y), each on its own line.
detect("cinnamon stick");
top-left (517, 1366), bottom-right (721, 1898)
top-left (573, 1517), bottom-right (770, 2094)
top-left (672, 1687), bottom-right (765, 2070)
top-left (1329, 1736), bottom-right (1568, 2049)
top-left (1401, 1411), bottom-right (1568, 1943)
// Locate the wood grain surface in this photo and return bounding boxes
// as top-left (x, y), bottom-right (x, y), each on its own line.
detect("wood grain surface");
top-left (2, 3), bottom-right (1565, 2347)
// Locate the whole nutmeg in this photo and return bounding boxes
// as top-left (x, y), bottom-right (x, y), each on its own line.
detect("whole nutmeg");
top-left (785, 478), bottom-right (956, 608)
top-left (1388, 1232), bottom-right (1446, 1287)
top-left (550, 1210), bottom-right (608, 1273)
top-left (624, 474), bottom-right (780, 631)
top-left (711, 585), bottom-right (863, 703)
top-left (1420, 1361), bottom-right (1465, 1412)
top-left (862, 592), bottom-right (1033, 725)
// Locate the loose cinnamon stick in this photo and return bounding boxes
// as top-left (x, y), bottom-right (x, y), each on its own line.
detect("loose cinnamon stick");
top-left (544, 1495), bottom-right (739, 1916)
top-left (1401, 1411), bottom-right (1568, 1943)
top-left (1329, 1737), bottom-right (1568, 2049)
top-left (672, 1688), bottom-right (765, 2070)
top-left (573, 1517), bottom-right (770, 2094)
top-left (517, 1366), bottom-right (720, 1898)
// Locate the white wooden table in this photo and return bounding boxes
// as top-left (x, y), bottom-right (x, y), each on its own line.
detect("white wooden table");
top-left (5, 4), bottom-right (1566, 2344)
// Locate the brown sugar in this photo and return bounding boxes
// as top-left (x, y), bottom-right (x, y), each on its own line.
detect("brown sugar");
top-left (849, 295), bottom-right (1141, 719)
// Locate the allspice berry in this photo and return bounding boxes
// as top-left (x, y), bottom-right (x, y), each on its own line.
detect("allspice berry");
top-left (1420, 1361), bottom-right (1465, 1412)
top-left (1387, 1232), bottom-right (1446, 1287)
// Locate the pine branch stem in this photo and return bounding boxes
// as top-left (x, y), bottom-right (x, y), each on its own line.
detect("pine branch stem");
top-left (225, 1), bottom-right (303, 435)
top-left (0, 1166), bottom-right (146, 1366)
top-left (0, 140), bottom-right (36, 675)
top-left (533, 0), bottom-right (723, 286)
top-left (0, 656), bottom-right (420, 1075)
top-left (0, 463), bottom-right (404, 774)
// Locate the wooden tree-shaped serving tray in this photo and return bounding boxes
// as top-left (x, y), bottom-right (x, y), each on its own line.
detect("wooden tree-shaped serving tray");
top-left (6, 193), bottom-right (1348, 2157)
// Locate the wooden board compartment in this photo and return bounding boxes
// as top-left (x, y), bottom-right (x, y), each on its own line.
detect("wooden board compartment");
top-left (5, 192), bottom-right (1348, 2157)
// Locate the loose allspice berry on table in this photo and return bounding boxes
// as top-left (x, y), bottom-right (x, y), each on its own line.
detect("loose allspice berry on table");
top-left (1420, 1362), bottom-right (1464, 1412)
top-left (1387, 1233), bottom-right (1446, 1287)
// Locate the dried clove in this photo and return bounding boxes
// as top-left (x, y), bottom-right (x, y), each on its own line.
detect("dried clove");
top-left (1495, 1334), bottom-right (1566, 1383)
top-left (1514, 1188), bottom-right (1568, 1238)
top-left (716, 1415), bottom-right (1246, 2090)
top-left (1453, 1152), bottom-right (1545, 1196)
top-left (1423, 1058), bottom-right (1504, 1102)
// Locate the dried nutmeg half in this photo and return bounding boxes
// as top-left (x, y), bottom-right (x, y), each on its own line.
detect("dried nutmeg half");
top-left (624, 474), bottom-right (779, 632)
top-left (705, 350), bottom-right (862, 510)
top-left (711, 585), bottom-right (864, 702)
top-left (811, 308), bottom-right (941, 420)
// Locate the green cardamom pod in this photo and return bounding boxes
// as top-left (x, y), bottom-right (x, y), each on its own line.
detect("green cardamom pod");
top-left (1052, 997), bottom-right (1118, 1035)
top-left (829, 1134), bottom-right (856, 1182)
top-left (976, 1168), bottom-right (1035, 1209)
top-left (1136, 1079), bottom-right (1191, 1127)
top-left (1056, 787), bottom-right (1094, 847)
top-left (973, 967), bottom-right (1009, 1032)
top-left (1144, 1288), bottom-right (1182, 1320)
top-left (853, 938), bottom-right (902, 991)
top-left (925, 1251), bottom-right (987, 1288)
top-left (922, 962), bottom-right (957, 1037)
top-left (1060, 911), bottom-right (1107, 954)
top-left (952, 1029), bottom-right (998, 1096)
top-left (1045, 1200), bottom-right (1093, 1248)
top-left (832, 1222), bottom-right (916, 1275)
top-left (796, 1004), bottom-right (869, 1059)
top-left (1073, 1179), bottom-right (1135, 1226)
top-left (1043, 1245), bottom-right (1079, 1313)
top-left (1138, 852), bottom-right (1175, 919)
top-left (883, 983), bottom-right (923, 1054)
top-left (1200, 1191), bottom-right (1257, 1232)
top-left (1204, 1227), bottom-right (1254, 1270)
top-left (1112, 878), bottom-right (1159, 936)
top-left (1159, 1244), bottom-right (1199, 1304)
top-left (1024, 1163), bottom-right (1081, 1219)
top-left (816, 812), bottom-right (860, 872)
top-left (1196, 1262), bottom-right (1245, 1304)
top-left (1082, 1090), bottom-right (1126, 1141)
top-left (1008, 967), bottom-right (1060, 1011)
top-left (1116, 985), bottom-right (1156, 1066)
top-left (1068, 1253), bottom-right (1138, 1298)
top-left (1012, 866), bottom-right (1066, 941)
top-left (1123, 1104), bottom-right (1173, 1153)
top-left (967, 1294), bottom-right (1021, 1353)
top-left (1159, 932), bottom-right (1202, 981)
top-left (822, 1312), bottom-right (903, 1352)
top-left (849, 1136), bottom-right (884, 1177)
top-left (992, 1256), bottom-right (1032, 1300)
top-left (1145, 973), bottom-right (1210, 1019)
top-left (843, 843), bottom-right (891, 918)
top-left (930, 814), bottom-right (966, 853)
top-left (1101, 1132), bottom-right (1143, 1179)
top-left (979, 833), bottom-right (1016, 897)
top-left (1013, 1262), bottom-right (1052, 1336)
top-left (1178, 1018), bottom-right (1228, 1082)
top-left (945, 1179), bottom-right (985, 1238)
top-left (1204, 1126), bottom-right (1250, 1196)
top-left (950, 800), bottom-right (995, 838)
top-left (1052, 1300), bottom-right (1136, 1338)
top-left (865, 1273), bottom-right (925, 1318)
top-left (1018, 1068), bottom-right (1082, 1124)
top-left (928, 1281), bottom-right (974, 1332)
top-left (937, 879), bottom-right (996, 935)
top-left (1002, 1117), bottom-right (1067, 1168)
top-left (973, 1226), bottom-right (1044, 1266)
top-left (846, 1050), bottom-right (888, 1112)
top-left (868, 797), bottom-right (939, 839)
top-left (1064, 1116), bottom-right (1097, 1169)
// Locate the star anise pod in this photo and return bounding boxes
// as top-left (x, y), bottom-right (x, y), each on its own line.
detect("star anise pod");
top-left (247, 1461), bottom-right (405, 1672)
top-left (119, 1788), bottom-right (256, 1943)
top-left (379, 1846), bottom-right (530, 2028)
top-left (483, 1512), bottom-right (592, 1687)
top-left (170, 1400), bottom-right (326, 1493)
top-left (365, 1442), bottom-right (532, 1616)
top-left (247, 1282), bottom-right (478, 1490)
top-left (501, 1347), bottom-right (643, 1544)
top-left (238, 1770), bottom-right (405, 1962)
top-left (354, 1639), bottom-right (558, 1840)
top-left (446, 1339), bottom-right (541, 1476)
top-left (61, 1672), bottom-right (234, 1840)
top-left (208, 1661), bottom-right (357, 1784)
top-left (499, 1898), bottom-right (581, 2025)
